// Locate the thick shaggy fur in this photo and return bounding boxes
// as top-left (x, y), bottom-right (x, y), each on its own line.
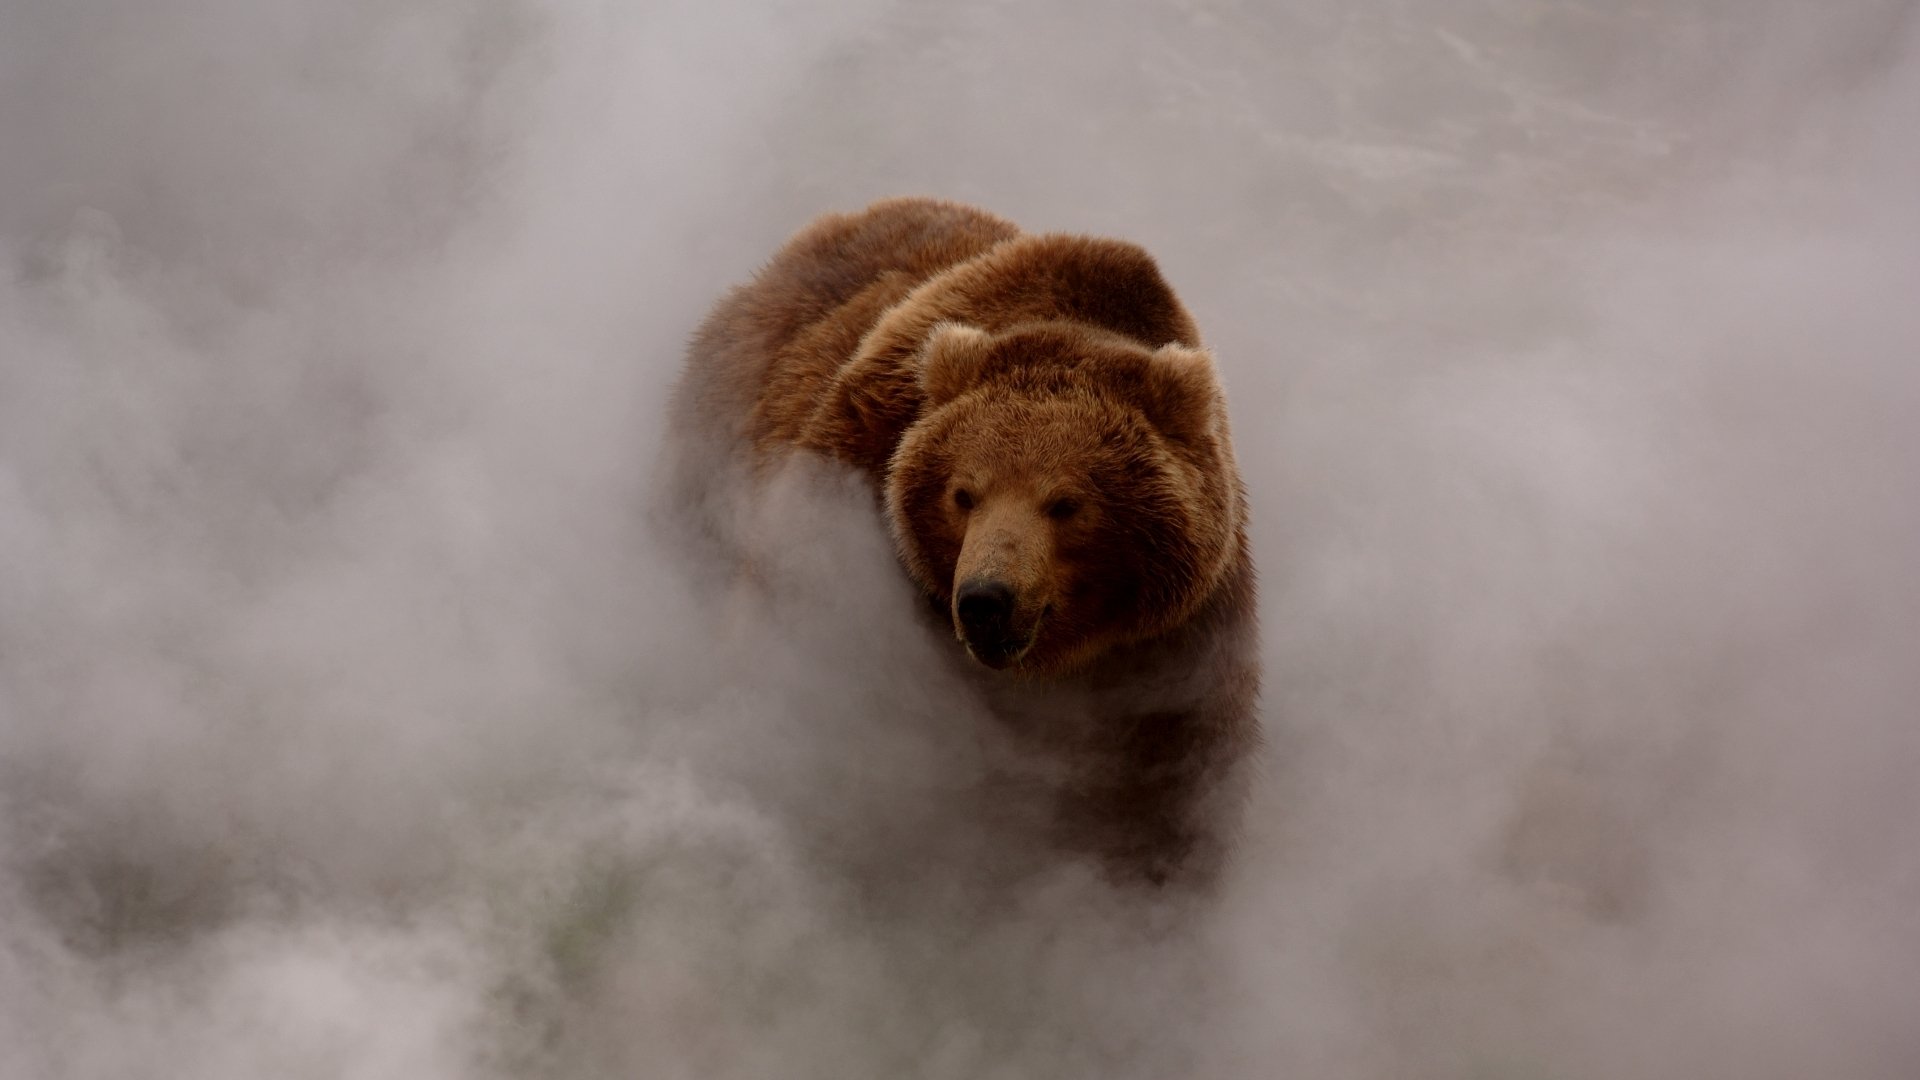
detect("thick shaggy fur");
top-left (666, 197), bottom-right (1260, 886)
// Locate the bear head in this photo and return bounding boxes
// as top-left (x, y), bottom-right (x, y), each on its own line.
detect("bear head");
top-left (885, 320), bottom-right (1242, 676)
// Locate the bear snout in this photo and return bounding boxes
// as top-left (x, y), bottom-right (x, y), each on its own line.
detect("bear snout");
top-left (956, 578), bottom-right (1014, 631)
top-left (954, 577), bottom-right (1036, 668)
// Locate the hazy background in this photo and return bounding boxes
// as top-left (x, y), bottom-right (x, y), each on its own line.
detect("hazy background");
top-left (4, 1), bottom-right (1918, 1076)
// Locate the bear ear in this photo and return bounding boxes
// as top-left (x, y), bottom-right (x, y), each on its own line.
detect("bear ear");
top-left (918, 322), bottom-right (995, 407)
top-left (1140, 342), bottom-right (1224, 446)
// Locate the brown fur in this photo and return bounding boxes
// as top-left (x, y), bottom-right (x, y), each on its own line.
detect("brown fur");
top-left (666, 197), bottom-right (1260, 887)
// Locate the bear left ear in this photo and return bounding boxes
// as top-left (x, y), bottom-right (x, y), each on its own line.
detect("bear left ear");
top-left (918, 322), bottom-right (995, 407)
top-left (1141, 343), bottom-right (1224, 446)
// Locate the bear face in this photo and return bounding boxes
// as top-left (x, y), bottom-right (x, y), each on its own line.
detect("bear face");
top-left (885, 321), bottom-right (1241, 676)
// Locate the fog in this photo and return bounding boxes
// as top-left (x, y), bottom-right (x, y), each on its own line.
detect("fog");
top-left (3, 1), bottom-right (1918, 1076)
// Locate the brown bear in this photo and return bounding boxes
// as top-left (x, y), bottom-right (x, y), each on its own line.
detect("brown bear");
top-left (665, 196), bottom-right (1259, 887)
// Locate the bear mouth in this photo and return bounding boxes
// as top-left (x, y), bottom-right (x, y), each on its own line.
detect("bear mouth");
top-left (962, 635), bottom-right (1030, 670)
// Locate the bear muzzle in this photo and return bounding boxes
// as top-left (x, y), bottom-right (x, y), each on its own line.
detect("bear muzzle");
top-left (953, 577), bottom-right (1045, 669)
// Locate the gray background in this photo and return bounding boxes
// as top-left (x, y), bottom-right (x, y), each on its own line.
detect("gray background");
top-left (3, 1), bottom-right (1918, 1076)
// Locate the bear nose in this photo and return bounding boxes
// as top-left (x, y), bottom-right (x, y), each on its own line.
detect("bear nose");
top-left (955, 578), bottom-right (1016, 637)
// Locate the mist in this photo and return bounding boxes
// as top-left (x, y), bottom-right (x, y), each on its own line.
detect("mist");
top-left (3, 1), bottom-right (1918, 1076)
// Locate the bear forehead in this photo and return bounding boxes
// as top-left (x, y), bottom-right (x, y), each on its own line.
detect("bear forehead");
top-left (924, 401), bottom-right (1175, 501)
top-left (935, 393), bottom-right (1146, 456)
top-left (952, 325), bottom-right (1201, 419)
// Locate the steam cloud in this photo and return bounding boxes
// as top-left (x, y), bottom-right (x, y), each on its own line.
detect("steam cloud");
top-left (3, 1), bottom-right (1918, 1077)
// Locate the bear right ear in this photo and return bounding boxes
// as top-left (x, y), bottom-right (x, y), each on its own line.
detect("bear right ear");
top-left (1140, 342), bottom-right (1224, 446)
top-left (918, 322), bottom-right (994, 407)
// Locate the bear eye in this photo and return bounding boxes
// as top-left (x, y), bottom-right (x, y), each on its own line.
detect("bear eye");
top-left (1046, 497), bottom-right (1080, 521)
top-left (953, 488), bottom-right (975, 511)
